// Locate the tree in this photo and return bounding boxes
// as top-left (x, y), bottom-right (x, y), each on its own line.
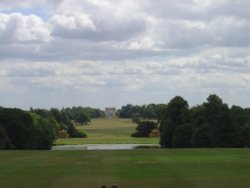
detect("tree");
top-left (67, 122), bottom-right (87, 138)
top-left (190, 105), bottom-right (206, 128)
top-left (172, 123), bottom-right (193, 148)
top-left (203, 94), bottom-right (240, 147)
top-left (230, 105), bottom-right (247, 126)
top-left (0, 109), bottom-right (36, 149)
top-left (131, 121), bottom-right (157, 137)
top-left (74, 111), bottom-right (90, 125)
top-left (160, 96), bottom-right (190, 148)
top-left (191, 123), bottom-right (213, 147)
top-left (31, 113), bottom-right (59, 150)
top-left (239, 124), bottom-right (250, 147)
top-left (0, 125), bottom-right (10, 149)
top-left (49, 108), bottom-right (88, 138)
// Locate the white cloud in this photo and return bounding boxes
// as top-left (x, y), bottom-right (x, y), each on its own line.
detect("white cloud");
top-left (0, 13), bottom-right (51, 43)
top-left (51, 13), bottom-right (96, 31)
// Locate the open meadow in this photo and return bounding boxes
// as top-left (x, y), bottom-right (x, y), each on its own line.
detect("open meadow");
top-left (55, 118), bottom-right (159, 145)
top-left (1, 149), bottom-right (250, 188)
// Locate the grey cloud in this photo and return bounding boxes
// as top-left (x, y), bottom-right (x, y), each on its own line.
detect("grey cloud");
top-left (154, 17), bottom-right (250, 49)
top-left (51, 15), bottom-right (146, 42)
top-left (6, 67), bottom-right (54, 78)
top-left (141, 0), bottom-right (250, 21)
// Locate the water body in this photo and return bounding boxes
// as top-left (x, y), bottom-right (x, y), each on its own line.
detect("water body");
top-left (51, 144), bottom-right (160, 150)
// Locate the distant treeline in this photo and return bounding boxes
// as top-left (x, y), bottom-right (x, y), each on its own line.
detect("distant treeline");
top-left (117, 104), bottom-right (167, 121)
top-left (31, 106), bottom-right (104, 125)
top-left (0, 106), bottom-right (103, 150)
top-left (159, 94), bottom-right (250, 148)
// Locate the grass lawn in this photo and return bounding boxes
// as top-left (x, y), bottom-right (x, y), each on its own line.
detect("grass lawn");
top-left (1, 149), bottom-right (250, 188)
top-left (55, 118), bottom-right (159, 145)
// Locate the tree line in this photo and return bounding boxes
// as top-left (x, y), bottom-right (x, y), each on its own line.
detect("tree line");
top-left (117, 104), bottom-right (167, 121)
top-left (0, 106), bottom-right (103, 150)
top-left (159, 94), bottom-right (250, 148)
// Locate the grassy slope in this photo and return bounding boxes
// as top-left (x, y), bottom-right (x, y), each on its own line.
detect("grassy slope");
top-left (55, 118), bottom-right (159, 145)
top-left (1, 149), bottom-right (250, 188)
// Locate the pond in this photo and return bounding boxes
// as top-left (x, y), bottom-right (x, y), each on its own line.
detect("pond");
top-left (51, 144), bottom-right (161, 150)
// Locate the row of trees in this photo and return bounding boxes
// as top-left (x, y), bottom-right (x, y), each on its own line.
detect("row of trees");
top-left (0, 106), bottom-right (103, 150)
top-left (31, 106), bottom-right (103, 125)
top-left (160, 95), bottom-right (250, 148)
top-left (117, 104), bottom-right (167, 121)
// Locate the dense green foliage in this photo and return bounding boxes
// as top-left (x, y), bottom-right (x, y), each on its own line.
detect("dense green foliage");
top-left (62, 106), bottom-right (103, 124)
top-left (0, 106), bottom-right (101, 149)
top-left (160, 94), bottom-right (250, 148)
top-left (0, 108), bottom-right (58, 150)
top-left (1, 149), bottom-right (250, 188)
top-left (31, 108), bottom-right (88, 138)
top-left (118, 104), bottom-right (167, 120)
top-left (31, 114), bottom-right (59, 150)
top-left (0, 125), bottom-right (10, 149)
top-left (131, 121), bottom-right (158, 137)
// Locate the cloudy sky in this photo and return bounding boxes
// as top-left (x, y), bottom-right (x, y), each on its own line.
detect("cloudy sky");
top-left (0, 0), bottom-right (249, 110)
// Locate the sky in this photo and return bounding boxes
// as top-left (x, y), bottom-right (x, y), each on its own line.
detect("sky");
top-left (0, 0), bottom-right (250, 110)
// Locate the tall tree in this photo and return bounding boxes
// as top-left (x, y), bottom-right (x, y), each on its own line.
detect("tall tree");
top-left (160, 96), bottom-right (190, 148)
top-left (203, 94), bottom-right (240, 147)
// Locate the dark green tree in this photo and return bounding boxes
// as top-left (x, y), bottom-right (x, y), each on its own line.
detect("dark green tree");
top-left (131, 121), bottom-right (157, 137)
top-left (67, 122), bottom-right (87, 138)
top-left (190, 105), bottom-right (206, 128)
top-left (203, 94), bottom-right (240, 147)
top-left (31, 114), bottom-right (59, 150)
top-left (239, 124), bottom-right (250, 147)
top-left (74, 111), bottom-right (90, 125)
top-left (0, 109), bottom-right (36, 149)
top-left (160, 96), bottom-right (190, 148)
top-left (172, 123), bottom-right (193, 148)
top-left (191, 123), bottom-right (213, 147)
top-left (0, 125), bottom-right (10, 149)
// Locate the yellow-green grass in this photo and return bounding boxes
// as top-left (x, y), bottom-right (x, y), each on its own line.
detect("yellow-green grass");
top-left (55, 118), bottom-right (159, 145)
top-left (1, 149), bottom-right (250, 188)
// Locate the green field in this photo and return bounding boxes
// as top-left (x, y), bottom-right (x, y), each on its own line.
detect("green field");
top-left (1, 149), bottom-right (250, 188)
top-left (55, 118), bottom-right (159, 145)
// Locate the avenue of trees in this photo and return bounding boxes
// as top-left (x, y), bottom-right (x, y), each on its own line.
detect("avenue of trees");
top-left (0, 106), bottom-right (103, 150)
top-left (160, 95), bottom-right (250, 148)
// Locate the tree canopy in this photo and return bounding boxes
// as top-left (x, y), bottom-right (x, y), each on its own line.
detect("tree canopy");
top-left (0, 106), bottom-right (99, 150)
top-left (118, 103), bottom-right (167, 120)
top-left (159, 94), bottom-right (250, 148)
top-left (131, 121), bottom-right (158, 137)
top-left (0, 108), bottom-right (58, 149)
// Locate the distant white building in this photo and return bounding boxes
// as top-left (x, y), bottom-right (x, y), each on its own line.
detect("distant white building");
top-left (105, 107), bottom-right (116, 118)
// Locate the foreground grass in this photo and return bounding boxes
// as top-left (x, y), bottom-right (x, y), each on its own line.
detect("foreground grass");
top-left (1, 149), bottom-right (250, 188)
top-left (55, 118), bottom-right (158, 145)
